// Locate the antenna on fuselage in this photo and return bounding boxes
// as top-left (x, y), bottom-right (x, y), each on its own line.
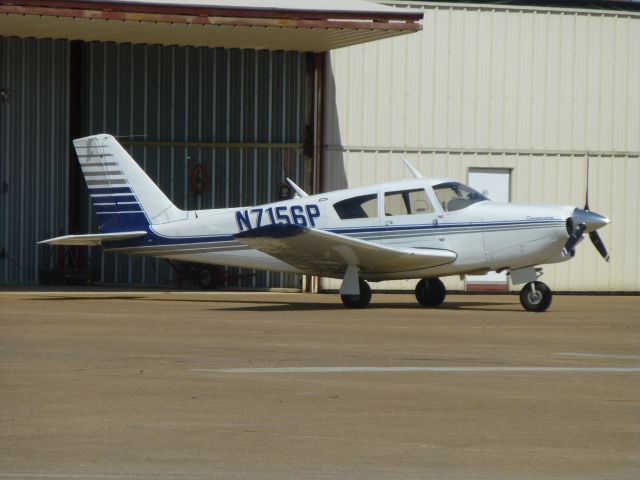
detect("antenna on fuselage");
top-left (584, 152), bottom-right (590, 211)
top-left (401, 156), bottom-right (423, 179)
top-left (286, 178), bottom-right (308, 198)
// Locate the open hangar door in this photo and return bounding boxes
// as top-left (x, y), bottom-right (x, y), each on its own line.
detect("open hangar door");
top-left (72, 42), bottom-right (312, 289)
top-left (0, 38), bottom-right (313, 289)
top-left (0, 36), bottom-right (312, 288)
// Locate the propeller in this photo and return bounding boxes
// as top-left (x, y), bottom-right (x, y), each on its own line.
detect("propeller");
top-left (589, 231), bottom-right (610, 262)
top-left (564, 153), bottom-right (611, 262)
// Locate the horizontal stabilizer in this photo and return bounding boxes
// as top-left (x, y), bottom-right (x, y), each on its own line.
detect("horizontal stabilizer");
top-left (235, 224), bottom-right (456, 275)
top-left (39, 231), bottom-right (147, 246)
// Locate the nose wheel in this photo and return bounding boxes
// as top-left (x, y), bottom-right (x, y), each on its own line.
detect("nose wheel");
top-left (519, 281), bottom-right (552, 312)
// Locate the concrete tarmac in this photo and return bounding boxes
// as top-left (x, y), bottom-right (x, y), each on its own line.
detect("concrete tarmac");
top-left (1, 291), bottom-right (639, 479)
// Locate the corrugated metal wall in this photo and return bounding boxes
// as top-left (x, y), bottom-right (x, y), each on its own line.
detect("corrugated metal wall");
top-left (0, 37), bottom-right (69, 285)
top-left (324, 3), bottom-right (640, 292)
top-left (79, 42), bottom-right (308, 288)
top-left (0, 37), bottom-right (309, 289)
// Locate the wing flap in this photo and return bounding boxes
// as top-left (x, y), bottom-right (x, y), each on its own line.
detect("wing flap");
top-left (39, 231), bottom-right (147, 246)
top-left (235, 225), bottom-right (456, 275)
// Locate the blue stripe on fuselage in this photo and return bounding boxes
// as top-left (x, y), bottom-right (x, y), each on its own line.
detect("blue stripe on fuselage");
top-left (101, 219), bottom-right (563, 250)
top-left (329, 219), bottom-right (563, 235)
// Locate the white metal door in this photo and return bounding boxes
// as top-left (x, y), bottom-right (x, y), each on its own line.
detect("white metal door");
top-left (466, 168), bottom-right (511, 288)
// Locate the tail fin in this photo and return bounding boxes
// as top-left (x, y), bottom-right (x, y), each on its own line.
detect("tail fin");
top-left (73, 134), bottom-right (183, 232)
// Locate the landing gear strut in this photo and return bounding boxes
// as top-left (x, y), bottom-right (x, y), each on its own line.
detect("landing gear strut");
top-left (341, 279), bottom-right (372, 308)
top-left (415, 277), bottom-right (446, 307)
top-left (519, 281), bottom-right (552, 312)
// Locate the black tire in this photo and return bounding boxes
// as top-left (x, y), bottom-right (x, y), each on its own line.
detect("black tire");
top-left (341, 280), bottom-right (372, 308)
top-left (519, 281), bottom-right (552, 312)
top-left (415, 277), bottom-right (446, 307)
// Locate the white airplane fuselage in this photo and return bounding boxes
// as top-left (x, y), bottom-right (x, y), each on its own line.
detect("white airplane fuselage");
top-left (105, 177), bottom-right (575, 281)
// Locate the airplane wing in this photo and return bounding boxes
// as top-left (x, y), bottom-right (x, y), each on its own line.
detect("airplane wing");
top-left (235, 225), bottom-right (456, 275)
top-left (39, 231), bottom-right (147, 246)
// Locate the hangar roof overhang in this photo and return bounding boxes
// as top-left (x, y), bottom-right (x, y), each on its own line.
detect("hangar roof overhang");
top-left (0, 0), bottom-right (423, 52)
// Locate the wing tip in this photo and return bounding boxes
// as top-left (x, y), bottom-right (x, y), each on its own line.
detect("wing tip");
top-left (38, 231), bottom-right (147, 246)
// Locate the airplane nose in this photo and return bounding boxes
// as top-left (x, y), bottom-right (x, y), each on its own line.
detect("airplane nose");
top-left (569, 208), bottom-right (610, 233)
top-left (565, 207), bottom-right (611, 262)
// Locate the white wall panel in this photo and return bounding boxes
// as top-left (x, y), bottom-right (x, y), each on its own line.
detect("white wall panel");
top-left (326, 4), bottom-right (640, 154)
top-left (324, 2), bottom-right (639, 292)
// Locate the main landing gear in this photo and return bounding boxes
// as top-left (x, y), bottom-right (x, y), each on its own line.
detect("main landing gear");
top-left (415, 277), bottom-right (447, 307)
top-left (519, 281), bottom-right (553, 312)
top-left (340, 279), bottom-right (372, 308)
top-left (340, 277), bottom-right (447, 309)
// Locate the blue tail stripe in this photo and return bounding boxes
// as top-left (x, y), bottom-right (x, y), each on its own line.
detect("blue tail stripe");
top-left (89, 187), bottom-right (133, 195)
top-left (99, 212), bottom-right (148, 228)
top-left (92, 195), bottom-right (138, 204)
top-left (94, 203), bottom-right (143, 214)
top-left (87, 186), bottom-right (147, 227)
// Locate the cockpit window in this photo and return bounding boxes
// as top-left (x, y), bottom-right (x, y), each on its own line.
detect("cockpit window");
top-left (384, 189), bottom-right (434, 216)
top-left (433, 182), bottom-right (488, 212)
top-left (333, 193), bottom-right (378, 219)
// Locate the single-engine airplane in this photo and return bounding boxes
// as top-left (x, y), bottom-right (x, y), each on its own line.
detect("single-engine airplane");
top-left (41, 134), bottom-right (611, 312)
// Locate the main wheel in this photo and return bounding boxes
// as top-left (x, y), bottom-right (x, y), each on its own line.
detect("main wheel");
top-left (519, 281), bottom-right (552, 312)
top-left (341, 280), bottom-right (372, 308)
top-left (415, 277), bottom-right (446, 307)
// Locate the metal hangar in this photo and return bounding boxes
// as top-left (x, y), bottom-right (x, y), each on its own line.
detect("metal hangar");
top-left (0, 0), bottom-right (422, 288)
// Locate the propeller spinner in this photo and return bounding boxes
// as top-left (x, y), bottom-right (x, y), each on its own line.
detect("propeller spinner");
top-left (565, 208), bottom-right (610, 261)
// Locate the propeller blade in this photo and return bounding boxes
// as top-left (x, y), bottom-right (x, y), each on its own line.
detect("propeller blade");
top-left (589, 231), bottom-right (610, 262)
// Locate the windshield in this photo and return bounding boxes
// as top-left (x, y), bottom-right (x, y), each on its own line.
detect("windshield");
top-left (433, 182), bottom-right (488, 212)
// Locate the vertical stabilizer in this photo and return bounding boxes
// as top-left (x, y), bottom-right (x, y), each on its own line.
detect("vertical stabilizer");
top-left (73, 134), bottom-right (183, 232)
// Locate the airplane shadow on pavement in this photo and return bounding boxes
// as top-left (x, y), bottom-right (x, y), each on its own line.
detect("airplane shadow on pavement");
top-left (26, 295), bottom-right (522, 313)
top-left (212, 300), bottom-right (522, 313)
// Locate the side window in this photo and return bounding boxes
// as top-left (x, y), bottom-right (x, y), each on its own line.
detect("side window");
top-left (385, 191), bottom-right (409, 216)
top-left (333, 193), bottom-right (378, 220)
top-left (433, 182), bottom-right (487, 212)
top-left (384, 189), bottom-right (434, 216)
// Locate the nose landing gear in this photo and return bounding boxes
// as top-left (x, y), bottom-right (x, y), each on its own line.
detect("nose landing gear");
top-left (519, 281), bottom-right (552, 312)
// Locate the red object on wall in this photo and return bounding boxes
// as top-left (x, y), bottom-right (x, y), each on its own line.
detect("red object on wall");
top-left (278, 181), bottom-right (291, 200)
top-left (189, 164), bottom-right (210, 195)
